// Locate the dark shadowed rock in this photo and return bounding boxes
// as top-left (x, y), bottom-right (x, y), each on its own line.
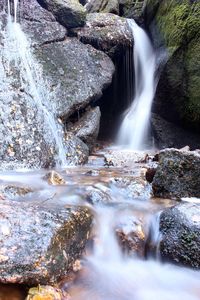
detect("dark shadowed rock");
top-left (85, 0), bottom-right (119, 14)
top-left (119, 0), bottom-right (145, 23)
top-left (152, 148), bottom-right (200, 199)
top-left (151, 113), bottom-right (200, 150)
top-left (67, 107), bottom-right (101, 150)
top-left (0, 200), bottom-right (92, 285)
top-left (72, 13), bottom-right (132, 58)
top-left (36, 0), bottom-right (86, 29)
top-left (160, 203), bottom-right (200, 268)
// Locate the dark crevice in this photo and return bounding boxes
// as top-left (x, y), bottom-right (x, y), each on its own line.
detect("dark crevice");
top-left (39, 35), bottom-right (67, 47)
top-left (95, 46), bottom-right (134, 141)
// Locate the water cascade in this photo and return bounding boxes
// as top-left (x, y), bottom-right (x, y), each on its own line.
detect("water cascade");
top-left (69, 205), bottom-right (200, 300)
top-left (2, 0), bottom-right (67, 166)
top-left (118, 19), bottom-right (156, 150)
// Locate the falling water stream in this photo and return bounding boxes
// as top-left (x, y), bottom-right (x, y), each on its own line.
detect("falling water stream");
top-left (2, 0), bottom-right (67, 166)
top-left (118, 19), bottom-right (156, 150)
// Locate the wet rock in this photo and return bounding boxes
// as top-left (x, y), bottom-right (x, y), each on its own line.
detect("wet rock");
top-left (146, 0), bottom-right (200, 133)
top-left (151, 113), bottom-right (200, 150)
top-left (85, 186), bottom-right (111, 205)
top-left (111, 176), bottom-right (151, 200)
top-left (43, 171), bottom-right (65, 185)
top-left (26, 285), bottom-right (68, 300)
top-left (116, 215), bottom-right (146, 257)
top-left (160, 203), bottom-right (200, 269)
top-left (145, 167), bottom-right (156, 183)
top-left (152, 148), bottom-right (200, 199)
top-left (0, 1), bottom-right (114, 169)
top-left (67, 107), bottom-right (101, 150)
top-left (72, 13), bottom-right (132, 58)
top-left (0, 185), bottom-right (33, 200)
top-left (85, 0), bottom-right (119, 14)
top-left (0, 200), bottom-right (92, 285)
top-left (36, 0), bottom-right (86, 29)
top-left (104, 149), bottom-right (148, 167)
top-left (65, 133), bottom-right (89, 165)
top-left (34, 38), bottom-right (115, 119)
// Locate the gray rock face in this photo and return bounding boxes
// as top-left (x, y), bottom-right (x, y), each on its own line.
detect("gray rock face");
top-left (73, 13), bottom-right (133, 58)
top-left (35, 38), bottom-right (115, 119)
top-left (85, 0), bottom-right (119, 15)
top-left (0, 0), bottom-right (115, 169)
top-left (0, 199), bottom-right (92, 285)
top-left (67, 107), bottom-right (101, 149)
top-left (119, 0), bottom-right (145, 22)
top-left (36, 0), bottom-right (87, 29)
top-left (160, 203), bottom-right (200, 269)
top-left (151, 113), bottom-right (200, 150)
top-left (65, 133), bottom-right (89, 165)
top-left (152, 148), bottom-right (200, 199)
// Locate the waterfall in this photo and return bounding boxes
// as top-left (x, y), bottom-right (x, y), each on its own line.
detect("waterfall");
top-left (118, 19), bottom-right (156, 150)
top-left (3, 0), bottom-right (67, 167)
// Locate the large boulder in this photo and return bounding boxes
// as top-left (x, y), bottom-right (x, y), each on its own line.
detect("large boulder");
top-left (151, 113), bottom-right (200, 150)
top-left (72, 13), bottom-right (132, 59)
top-left (34, 38), bottom-right (114, 119)
top-left (145, 0), bottom-right (200, 132)
top-left (160, 203), bottom-right (200, 269)
top-left (36, 0), bottom-right (87, 29)
top-left (152, 148), bottom-right (200, 199)
top-left (0, 0), bottom-right (115, 169)
top-left (0, 199), bottom-right (92, 285)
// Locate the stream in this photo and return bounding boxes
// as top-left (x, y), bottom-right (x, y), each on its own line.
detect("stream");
top-left (0, 147), bottom-right (200, 299)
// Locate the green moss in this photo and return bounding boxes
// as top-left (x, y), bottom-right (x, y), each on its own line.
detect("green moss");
top-left (156, 1), bottom-right (200, 55)
top-left (149, 0), bottom-right (200, 130)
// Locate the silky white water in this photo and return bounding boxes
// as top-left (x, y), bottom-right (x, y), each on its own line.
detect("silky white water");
top-left (118, 19), bottom-right (156, 150)
top-left (70, 206), bottom-right (200, 300)
top-left (3, 0), bottom-right (67, 166)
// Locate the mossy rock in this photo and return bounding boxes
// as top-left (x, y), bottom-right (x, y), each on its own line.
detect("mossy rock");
top-left (146, 0), bottom-right (200, 131)
top-left (160, 203), bottom-right (200, 269)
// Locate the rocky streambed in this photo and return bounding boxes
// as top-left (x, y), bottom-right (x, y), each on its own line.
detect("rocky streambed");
top-left (0, 145), bottom-right (200, 299)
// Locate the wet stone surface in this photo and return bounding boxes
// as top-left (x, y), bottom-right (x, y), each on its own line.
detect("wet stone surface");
top-left (160, 203), bottom-right (200, 269)
top-left (0, 199), bottom-right (92, 285)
